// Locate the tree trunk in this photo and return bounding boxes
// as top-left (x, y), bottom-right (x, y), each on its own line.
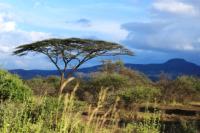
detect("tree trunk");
top-left (58, 73), bottom-right (75, 95)
top-left (59, 73), bottom-right (65, 95)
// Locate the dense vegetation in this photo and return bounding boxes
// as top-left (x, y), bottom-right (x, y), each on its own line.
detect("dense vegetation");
top-left (0, 61), bottom-right (200, 133)
top-left (25, 61), bottom-right (200, 105)
top-left (0, 70), bottom-right (32, 102)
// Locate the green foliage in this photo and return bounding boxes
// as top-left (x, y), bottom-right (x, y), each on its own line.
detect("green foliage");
top-left (0, 87), bottom-right (118, 133)
top-left (14, 38), bottom-right (133, 57)
top-left (123, 112), bottom-right (161, 133)
top-left (25, 76), bottom-right (60, 95)
top-left (1, 70), bottom-right (198, 133)
top-left (176, 76), bottom-right (200, 92)
top-left (158, 75), bottom-right (200, 103)
top-left (100, 60), bottom-right (152, 86)
top-left (78, 72), bottom-right (132, 104)
top-left (89, 72), bottom-right (131, 90)
top-left (79, 61), bottom-right (154, 105)
top-left (13, 38), bottom-right (133, 89)
top-left (180, 120), bottom-right (199, 133)
top-left (42, 96), bottom-right (87, 113)
top-left (119, 86), bottom-right (160, 103)
top-left (0, 70), bottom-right (32, 102)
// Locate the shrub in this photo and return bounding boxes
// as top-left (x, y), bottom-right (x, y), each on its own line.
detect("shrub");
top-left (158, 76), bottom-right (200, 103)
top-left (119, 86), bottom-right (160, 104)
top-left (119, 67), bottom-right (152, 86)
top-left (0, 83), bottom-right (119, 133)
top-left (0, 70), bottom-right (32, 102)
top-left (177, 76), bottom-right (200, 92)
top-left (25, 76), bottom-right (60, 96)
top-left (79, 72), bottom-right (132, 104)
top-left (124, 120), bottom-right (160, 133)
top-left (89, 72), bottom-right (131, 91)
top-left (100, 60), bottom-right (152, 86)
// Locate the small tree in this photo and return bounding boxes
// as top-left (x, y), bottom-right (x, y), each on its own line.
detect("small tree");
top-left (13, 38), bottom-right (133, 93)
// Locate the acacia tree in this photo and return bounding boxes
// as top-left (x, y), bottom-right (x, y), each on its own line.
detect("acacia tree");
top-left (13, 38), bottom-right (133, 93)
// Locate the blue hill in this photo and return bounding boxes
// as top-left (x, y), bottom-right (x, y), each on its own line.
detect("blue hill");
top-left (9, 58), bottom-right (200, 80)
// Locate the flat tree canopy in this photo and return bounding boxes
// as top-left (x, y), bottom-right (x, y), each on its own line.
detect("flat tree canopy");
top-left (13, 38), bottom-right (133, 92)
top-left (14, 38), bottom-right (133, 73)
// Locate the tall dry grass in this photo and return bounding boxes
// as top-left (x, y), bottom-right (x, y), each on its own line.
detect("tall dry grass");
top-left (0, 77), bottom-right (121, 133)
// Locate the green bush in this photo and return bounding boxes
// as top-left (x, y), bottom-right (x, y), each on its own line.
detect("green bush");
top-left (89, 72), bottom-right (131, 91)
top-left (79, 72), bottom-right (132, 104)
top-left (25, 76), bottom-right (60, 96)
top-left (0, 70), bottom-right (32, 102)
top-left (100, 60), bottom-right (152, 86)
top-left (176, 76), bottom-right (200, 92)
top-left (41, 96), bottom-right (87, 114)
top-left (119, 86), bottom-right (160, 103)
top-left (158, 76), bottom-right (200, 103)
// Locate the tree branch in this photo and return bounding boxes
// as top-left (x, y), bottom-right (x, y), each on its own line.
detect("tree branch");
top-left (46, 51), bottom-right (62, 75)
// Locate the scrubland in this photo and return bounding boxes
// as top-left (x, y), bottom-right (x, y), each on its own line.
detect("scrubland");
top-left (0, 62), bottom-right (200, 133)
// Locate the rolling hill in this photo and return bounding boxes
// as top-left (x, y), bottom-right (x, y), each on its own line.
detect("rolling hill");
top-left (9, 58), bottom-right (200, 80)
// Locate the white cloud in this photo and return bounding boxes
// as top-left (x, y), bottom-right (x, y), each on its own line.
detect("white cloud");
top-left (0, 30), bottom-right (51, 53)
top-left (0, 29), bottom-right (51, 69)
top-left (121, 0), bottom-right (200, 59)
top-left (26, 31), bottom-right (51, 42)
top-left (64, 20), bottom-right (128, 42)
top-left (0, 13), bottom-right (16, 32)
top-left (0, 10), bottom-right (51, 53)
top-left (0, 3), bottom-right (51, 69)
top-left (0, 3), bottom-right (11, 10)
top-left (0, 46), bottom-right (10, 53)
top-left (0, 21), bottom-right (16, 32)
top-left (153, 0), bottom-right (198, 15)
top-left (122, 20), bottom-right (200, 53)
top-left (89, 21), bottom-right (128, 41)
top-left (182, 44), bottom-right (194, 51)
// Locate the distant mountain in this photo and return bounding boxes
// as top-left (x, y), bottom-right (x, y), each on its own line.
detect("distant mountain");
top-left (126, 58), bottom-right (200, 80)
top-left (9, 58), bottom-right (200, 80)
top-left (9, 66), bottom-right (101, 79)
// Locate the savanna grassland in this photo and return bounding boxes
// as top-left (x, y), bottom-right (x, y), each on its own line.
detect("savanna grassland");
top-left (0, 61), bottom-right (200, 133)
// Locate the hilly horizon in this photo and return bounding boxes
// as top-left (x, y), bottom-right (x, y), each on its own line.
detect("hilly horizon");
top-left (9, 58), bottom-right (200, 80)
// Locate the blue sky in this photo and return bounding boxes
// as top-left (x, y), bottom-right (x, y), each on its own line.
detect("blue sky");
top-left (0, 0), bottom-right (200, 69)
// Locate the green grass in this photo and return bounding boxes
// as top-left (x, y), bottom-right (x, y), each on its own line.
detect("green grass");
top-left (0, 78), bottom-right (119, 133)
top-left (1, 73), bottom-right (199, 133)
top-left (0, 79), bottom-right (163, 133)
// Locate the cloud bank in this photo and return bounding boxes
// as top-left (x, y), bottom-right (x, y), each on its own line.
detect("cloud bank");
top-left (0, 4), bottom-right (51, 69)
top-left (121, 0), bottom-right (200, 64)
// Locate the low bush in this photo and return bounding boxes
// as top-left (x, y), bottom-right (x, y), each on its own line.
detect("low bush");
top-left (0, 70), bottom-right (32, 102)
top-left (25, 76), bottom-right (60, 96)
top-left (119, 86), bottom-right (160, 104)
top-left (157, 76), bottom-right (200, 103)
top-left (0, 82), bottom-right (120, 133)
top-left (78, 72), bottom-right (132, 104)
top-left (89, 72), bottom-right (131, 90)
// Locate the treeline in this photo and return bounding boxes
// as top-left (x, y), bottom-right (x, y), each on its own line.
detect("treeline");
top-left (24, 61), bottom-right (200, 107)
